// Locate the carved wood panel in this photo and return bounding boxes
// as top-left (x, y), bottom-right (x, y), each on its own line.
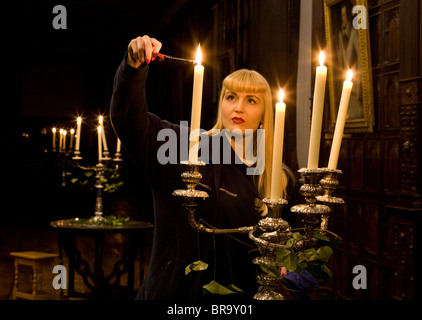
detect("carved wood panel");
top-left (319, 0), bottom-right (421, 299)
top-left (399, 80), bottom-right (420, 199)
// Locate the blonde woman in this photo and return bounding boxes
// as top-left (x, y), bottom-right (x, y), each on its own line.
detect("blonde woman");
top-left (111, 35), bottom-right (295, 300)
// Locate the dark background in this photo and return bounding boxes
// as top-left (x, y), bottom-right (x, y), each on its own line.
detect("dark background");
top-left (2, 0), bottom-right (421, 300)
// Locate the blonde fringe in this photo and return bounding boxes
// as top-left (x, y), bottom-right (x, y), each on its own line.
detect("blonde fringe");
top-left (207, 69), bottom-right (289, 202)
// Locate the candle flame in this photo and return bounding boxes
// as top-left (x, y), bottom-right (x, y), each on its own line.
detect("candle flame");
top-left (319, 51), bottom-right (325, 67)
top-left (99, 115), bottom-right (103, 124)
top-left (52, 127), bottom-right (56, 133)
top-left (195, 44), bottom-right (202, 65)
top-left (346, 69), bottom-right (353, 82)
top-left (278, 89), bottom-right (285, 103)
top-left (98, 126), bottom-right (102, 133)
top-left (60, 129), bottom-right (63, 134)
top-left (77, 117), bottom-right (82, 124)
top-left (70, 128), bottom-right (75, 134)
top-left (63, 130), bottom-right (67, 136)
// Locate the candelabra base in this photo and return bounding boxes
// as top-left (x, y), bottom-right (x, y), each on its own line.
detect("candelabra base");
top-left (249, 198), bottom-right (291, 300)
top-left (91, 214), bottom-right (104, 222)
top-left (253, 286), bottom-right (285, 300)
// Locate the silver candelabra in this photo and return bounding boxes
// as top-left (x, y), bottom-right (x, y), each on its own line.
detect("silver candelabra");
top-left (173, 163), bottom-right (344, 300)
top-left (71, 150), bottom-right (123, 221)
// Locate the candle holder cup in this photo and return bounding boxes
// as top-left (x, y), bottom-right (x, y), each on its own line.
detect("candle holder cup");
top-left (102, 150), bottom-right (112, 162)
top-left (316, 168), bottom-right (344, 204)
top-left (290, 168), bottom-right (331, 240)
top-left (72, 150), bottom-right (83, 161)
top-left (316, 168), bottom-right (344, 233)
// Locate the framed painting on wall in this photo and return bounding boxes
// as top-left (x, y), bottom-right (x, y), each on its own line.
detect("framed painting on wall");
top-left (324, 0), bottom-right (374, 133)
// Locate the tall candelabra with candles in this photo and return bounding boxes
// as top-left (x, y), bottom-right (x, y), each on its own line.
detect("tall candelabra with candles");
top-left (51, 126), bottom-right (77, 187)
top-left (51, 115), bottom-right (123, 221)
top-left (171, 48), bottom-right (351, 300)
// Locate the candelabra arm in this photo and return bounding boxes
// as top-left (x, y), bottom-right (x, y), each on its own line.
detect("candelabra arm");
top-left (186, 203), bottom-right (253, 234)
top-left (173, 162), bottom-right (253, 235)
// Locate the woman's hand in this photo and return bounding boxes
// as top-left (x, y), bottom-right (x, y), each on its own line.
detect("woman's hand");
top-left (127, 35), bottom-right (162, 68)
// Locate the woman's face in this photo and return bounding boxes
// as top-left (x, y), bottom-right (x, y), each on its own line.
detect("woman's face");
top-left (221, 90), bottom-right (265, 134)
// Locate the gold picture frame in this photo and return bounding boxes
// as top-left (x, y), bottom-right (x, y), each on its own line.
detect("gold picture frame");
top-left (324, 0), bottom-right (374, 133)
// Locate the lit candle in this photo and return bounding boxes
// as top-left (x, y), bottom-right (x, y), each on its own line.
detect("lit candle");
top-left (188, 44), bottom-right (204, 164)
top-left (270, 89), bottom-right (287, 200)
top-left (307, 51), bottom-right (327, 169)
top-left (63, 130), bottom-right (67, 151)
top-left (52, 127), bottom-right (57, 150)
top-left (69, 128), bottom-right (75, 149)
top-left (97, 125), bottom-right (102, 161)
top-left (328, 70), bottom-right (353, 169)
top-left (116, 138), bottom-right (121, 153)
top-left (59, 129), bottom-right (63, 152)
top-left (75, 117), bottom-right (82, 152)
top-left (99, 116), bottom-right (108, 152)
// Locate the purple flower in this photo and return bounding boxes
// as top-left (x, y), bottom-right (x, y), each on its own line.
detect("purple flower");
top-left (283, 269), bottom-right (319, 300)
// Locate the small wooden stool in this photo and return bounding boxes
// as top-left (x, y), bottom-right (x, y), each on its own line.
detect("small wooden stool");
top-left (10, 251), bottom-right (59, 300)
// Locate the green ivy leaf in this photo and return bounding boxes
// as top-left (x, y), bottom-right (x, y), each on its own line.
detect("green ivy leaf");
top-left (317, 246), bottom-right (333, 263)
top-left (226, 284), bottom-right (244, 293)
top-left (313, 231), bottom-right (330, 242)
top-left (276, 248), bottom-right (291, 261)
top-left (321, 263), bottom-right (333, 280)
top-left (295, 262), bottom-right (308, 274)
top-left (308, 263), bottom-right (332, 281)
top-left (259, 263), bottom-right (280, 278)
top-left (84, 171), bottom-right (95, 177)
top-left (307, 246), bottom-right (333, 263)
top-left (283, 252), bottom-right (299, 272)
top-left (276, 248), bottom-right (299, 272)
top-left (292, 232), bottom-right (304, 241)
top-left (185, 260), bottom-right (208, 275)
top-left (203, 280), bottom-right (235, 295)
top-left (303, 248), bottom-right (318, 261)
top-left (286, 238), bottom-right (295, 247)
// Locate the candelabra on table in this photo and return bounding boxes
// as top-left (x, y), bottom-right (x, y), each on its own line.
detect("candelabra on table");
top-left (55, 149), bottom-right (73, 188)
top-left (71, 150), bottom-right (123, 221)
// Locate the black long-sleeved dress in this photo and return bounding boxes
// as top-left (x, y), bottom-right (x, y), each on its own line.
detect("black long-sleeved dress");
top-left (110, 54), bottom-right (293, 300)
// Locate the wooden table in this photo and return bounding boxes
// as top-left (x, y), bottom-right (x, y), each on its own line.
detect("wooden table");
top-left (50, 218), bottom-right (153, 300)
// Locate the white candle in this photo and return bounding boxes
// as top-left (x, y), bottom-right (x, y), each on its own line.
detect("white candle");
top-left (328, 70), bottom-right (353, 169)
top-left (97, 126), bottom-right (102, 161)
top-left (188, 44), bottom-right (204, 164)
top-left (270, 89), bottom-right (286, 200)
top-left (99, 116), bottom-right (108, 152)
top-left (63, 130), bottom-right (67, 151)
top-left (307, 51), bottom-right (327, 169)
top-left (69, 128), bottom-right (75, 149)
top-left (59, 129), bottom-right (63, 152)
top-left (75, 117), bottom-right (82, 151)
top-left (116, 138), bottom-right (121, 153)
top-left (52, 127), bottom-right (57, 150)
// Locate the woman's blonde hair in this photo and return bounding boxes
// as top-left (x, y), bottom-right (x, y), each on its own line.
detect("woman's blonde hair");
top-left (209, 69), bottom-right (288, 200)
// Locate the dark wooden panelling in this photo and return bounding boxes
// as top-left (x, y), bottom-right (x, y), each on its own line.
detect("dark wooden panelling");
top-left (383, 138), bottom-right (400, 194)
top-left (319, 0), bottom-right (421, 299)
